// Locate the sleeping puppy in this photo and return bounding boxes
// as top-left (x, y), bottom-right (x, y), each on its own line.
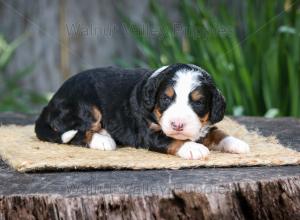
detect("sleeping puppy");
top-left (35, 63), bottom-right (249, 160)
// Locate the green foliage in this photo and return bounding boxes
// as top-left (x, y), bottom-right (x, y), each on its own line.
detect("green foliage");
top-left (0, 34), bottom-right (48, 113)
top-left (122, 0), bottom-right (300, 117)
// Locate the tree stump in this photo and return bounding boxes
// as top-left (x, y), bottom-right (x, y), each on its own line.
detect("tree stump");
top-left (0, 113), bottom-right (299, 219)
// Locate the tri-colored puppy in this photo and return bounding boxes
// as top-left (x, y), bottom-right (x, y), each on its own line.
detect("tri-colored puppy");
top-left (35, 63), bottom-right (249, 160)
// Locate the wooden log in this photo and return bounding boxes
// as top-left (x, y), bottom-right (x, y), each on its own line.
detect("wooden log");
top-left (0, 177), bottom-right (299, 219)
top-left (0, 114), bottom-right (299, 219)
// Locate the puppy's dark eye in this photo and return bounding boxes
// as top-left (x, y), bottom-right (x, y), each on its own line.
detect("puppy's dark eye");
top-left (160, 95), bottom-right (172, 105)
top-left (192, 99), bottom-right (205, 107)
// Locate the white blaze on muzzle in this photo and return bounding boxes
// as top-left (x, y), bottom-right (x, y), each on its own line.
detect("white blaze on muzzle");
top-left (160, 70), bottom-right (205, 141)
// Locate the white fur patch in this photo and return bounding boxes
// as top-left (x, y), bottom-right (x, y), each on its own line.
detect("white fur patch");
top-left (150, 65), bottom-right (169, 78)
top-left (61, 130), bottom-right (78, 143)
top-left (161, 70), bottom-right (205, 141)
top-left (177, 141), bottom-right (209, 160)
top-left (216, 136), bottom-right (250, 154)
top-left (89, 130), bottom-right (116, 151)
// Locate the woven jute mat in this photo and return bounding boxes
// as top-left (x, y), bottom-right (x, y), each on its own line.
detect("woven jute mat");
top-left (0, 117), bottom-right (299, 172)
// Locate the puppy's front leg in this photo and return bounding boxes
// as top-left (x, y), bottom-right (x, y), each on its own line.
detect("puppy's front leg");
top-left (148, 135), bottom-right (209, 160)
top-left (168, 140), bottom-right (210, 160)
top-left (202, 127), bottom-right (250, 154)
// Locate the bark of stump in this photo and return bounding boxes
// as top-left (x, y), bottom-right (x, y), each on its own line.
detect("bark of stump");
top-left (0, 113), bottom-right (299, 220)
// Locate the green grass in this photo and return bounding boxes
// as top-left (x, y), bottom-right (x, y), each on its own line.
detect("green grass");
top-left (121, 0), bottom-right (300, 117)
top-left (0, 34), bottom-right (48, 113)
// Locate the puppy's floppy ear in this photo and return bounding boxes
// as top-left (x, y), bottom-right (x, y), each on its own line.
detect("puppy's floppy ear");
top-left (142, 66), bottom-right (169, 111)
top-left (210, 88), bottom-right (226, 124)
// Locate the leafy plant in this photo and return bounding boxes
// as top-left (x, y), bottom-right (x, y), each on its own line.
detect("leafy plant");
top-left (122, 0), bottom-right (300, 117)
top-left (0, 34), bottom-right (48, 113)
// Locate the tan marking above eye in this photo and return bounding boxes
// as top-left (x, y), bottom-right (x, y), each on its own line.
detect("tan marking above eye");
top-left (191, 90), bottom-right (203, 101)
top-left (165, 86), bottom-right (175, 98)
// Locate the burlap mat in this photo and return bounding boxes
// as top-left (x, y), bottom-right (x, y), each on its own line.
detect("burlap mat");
top-left (0, 117), bottom-right (299, 172)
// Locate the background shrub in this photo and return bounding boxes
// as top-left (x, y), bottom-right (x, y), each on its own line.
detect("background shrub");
top-left (122, 0), bottom-right (300, 117)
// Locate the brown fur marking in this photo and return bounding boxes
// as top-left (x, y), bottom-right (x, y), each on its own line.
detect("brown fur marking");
top-left (149, 122), bottom-right (161, 132)
top-left (202, 127), bottom-right (228, 147)
top-left (167, 140), bottom-right (186, 155)
top-left (191, 90), bottom-right (203, 101)
top-left (199, 112), bottom-right (210, 126)
top-left (91, 106), bottom-right (102, 131)
top-left (153, 106), bottom-right (162, 121)
top-left (165, 86), bottom-right (175, 98)
top-left (85, 106), bottom-right (102, 143)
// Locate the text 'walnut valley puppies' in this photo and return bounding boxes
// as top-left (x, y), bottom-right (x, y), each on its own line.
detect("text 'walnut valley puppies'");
top-left (35, 64), bottom-right (249, 160)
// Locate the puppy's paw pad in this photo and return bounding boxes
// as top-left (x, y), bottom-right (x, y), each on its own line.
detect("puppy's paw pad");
top-left (218, 136), bottom-right (250, 154)
top-left (177, 142), bottom-right (209, 160)
top-left (89, 133), bottom-right (116, 151)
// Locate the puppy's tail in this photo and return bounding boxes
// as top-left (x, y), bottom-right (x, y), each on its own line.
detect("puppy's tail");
top-left (35, 108), bottom-right (62, 143)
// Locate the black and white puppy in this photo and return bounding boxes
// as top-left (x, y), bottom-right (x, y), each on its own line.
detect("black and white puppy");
top-left (35, 64), bottom-right (249, 160)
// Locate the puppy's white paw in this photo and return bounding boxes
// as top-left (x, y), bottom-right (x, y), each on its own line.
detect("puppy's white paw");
top-left (89, 133), bottom-right (116, 151)
top-left (61, 130), bottom-right (78, 143)
top-left (177, 141), bottom-right (209, 160)
top-left (218, 136), bottom-right (250, 154)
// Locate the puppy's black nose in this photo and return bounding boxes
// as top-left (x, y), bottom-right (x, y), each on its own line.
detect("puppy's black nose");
top-left (171, 121), bottom-right (184, 131)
